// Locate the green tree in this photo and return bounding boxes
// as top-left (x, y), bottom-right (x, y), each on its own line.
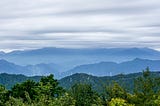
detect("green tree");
top-left (105, 82), bottom-right (128, 102)
top-left (5, 96), bottom-right (28, 106)
top-left (109, 98), bottom-right (135, 106)
top-left (37, 74), bottom-right (64, 98)
top-left (133, 67), bottom-right (159, 105)
top-left (10, 80), bottom-right (37, 101)
top-left (0, 85), bottom-right (9, 105)
top-left (52, 93), bottom-right (76, 106)
top-left (71, 83), bottom-right (102, 106)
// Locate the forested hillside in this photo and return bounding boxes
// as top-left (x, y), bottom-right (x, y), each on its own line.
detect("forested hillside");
top-left (0, 73), bottom-right (42, 89)
top-left (1, 69), bottom-right (160, 93)
top-left (60, 70), bottom-right (160, 93)
top-left (1, 68), bottom-right (160, 105)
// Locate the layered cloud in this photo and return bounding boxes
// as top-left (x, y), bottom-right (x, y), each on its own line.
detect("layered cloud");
top-left (0, 0), bottom-right (160, 52)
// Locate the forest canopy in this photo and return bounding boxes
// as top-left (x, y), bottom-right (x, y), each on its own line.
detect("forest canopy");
top-left (0, 68), bottom-right (160, 106)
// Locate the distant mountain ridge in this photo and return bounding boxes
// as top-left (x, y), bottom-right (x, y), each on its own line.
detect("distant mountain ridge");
top-left (2, 47), bottom-right (160, 56)
top-left (0, 59), bottom-right (25, 74)
top-left (0, 59), bottom-right (61, 78)
top-left (63, 58), bottom-right (160, 76)
top-left (0, 47), bottom-right (160, 70)
top-left (1, 47), bottom-right (160, 78)
top-left (1, 58), bottom-right (160, 78)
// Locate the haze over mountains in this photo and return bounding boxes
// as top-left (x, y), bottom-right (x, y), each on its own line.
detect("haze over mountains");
top-left (0, 47), bottom-right (160, 78)
top-left (1, 47), bottom-right (160, 66)
top-left (0, 59), bottom-right (60, 77)
top-left (64, 58), bottom-right (160, 76)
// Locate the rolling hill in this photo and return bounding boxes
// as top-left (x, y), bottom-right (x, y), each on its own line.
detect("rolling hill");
top-left (59, 72), bottom-right (160, 93)
top-left (1, 71), bottom-right (160, 92)
top-left (0, 73), bottom-right (42, 89)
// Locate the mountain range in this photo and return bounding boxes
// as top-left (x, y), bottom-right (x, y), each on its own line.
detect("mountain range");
top-left (63, 58), bottom-right (160, 76)
top-left (0, 47), bottom-right (160, 78)
top-left (0, 58), bottom-right (160, 78)
top-left (0, 59), bottom-right (61, 78)
top-left (1, 47), bottom-right (160, 72)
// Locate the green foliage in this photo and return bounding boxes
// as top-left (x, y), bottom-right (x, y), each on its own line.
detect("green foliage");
top-left (0, 68), bottom-right (160, 106)
top-left (51, 93), bottom-right (76, 106)
top-left (71, 83), bottom-right (102, 106)
top-left (37, 74), bottom-right (65, 98)
top-left (5, 96), bottom-right (26, 106)
top-left (153, 95), bottom-right (160, 105)
top-left (0, 85), bottom-right (9, 105)
top-left (109, 98), bottom-right (134, 106)
top-left (0, 73), bottom-right (42, 89)
top-left (102, 68), bottom-right (160, 106)
top-left (3, 74), bottom-right (73, 106)
top-left (105, 82), bottom-right (128, 101)
top-left (133, 67), bottom-right (159, 105)
top-left (11, 80), bottom-right (37, 101)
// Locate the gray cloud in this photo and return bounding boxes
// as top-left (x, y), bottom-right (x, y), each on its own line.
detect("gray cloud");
top-left (0, 0), bottom-right (160, 52)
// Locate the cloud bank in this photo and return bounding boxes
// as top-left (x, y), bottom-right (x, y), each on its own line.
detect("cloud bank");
top-left (0, 0), bottom-right (160, 52)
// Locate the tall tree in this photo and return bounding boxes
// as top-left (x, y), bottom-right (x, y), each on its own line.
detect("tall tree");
top-left (37, 74), bottom-right (65, 98)
top-left (133, 67), bottom-right (159, 105)
top-left (105, 82), bottom-right (128, 101)
top-left (71, 83), bottom-right (102, 106)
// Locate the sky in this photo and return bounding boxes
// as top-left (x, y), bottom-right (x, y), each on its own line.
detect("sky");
top-left (0, 0), bottom-right (160, 52)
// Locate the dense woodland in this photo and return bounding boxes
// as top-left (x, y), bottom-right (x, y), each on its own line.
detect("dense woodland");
top-left (1, 68), bottom-right (160, 106)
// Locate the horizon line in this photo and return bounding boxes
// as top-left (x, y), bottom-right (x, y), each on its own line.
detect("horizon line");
top-left (0, 47), bottom-right (160, 53)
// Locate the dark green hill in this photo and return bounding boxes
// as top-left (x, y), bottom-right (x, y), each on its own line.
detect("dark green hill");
top-left (59, 72), bottom-right (160, 93)
top-left (0, 73), bottom-right (42, 89)
top-left (1, 71), bottom-right (160, 92)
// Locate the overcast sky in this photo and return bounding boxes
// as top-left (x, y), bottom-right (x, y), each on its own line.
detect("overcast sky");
top-left (0, 0), bottom-right (160, 52)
